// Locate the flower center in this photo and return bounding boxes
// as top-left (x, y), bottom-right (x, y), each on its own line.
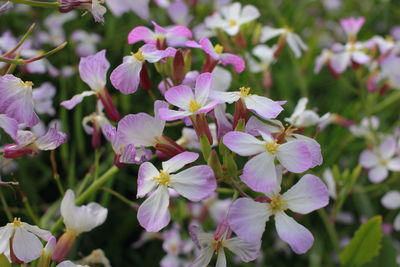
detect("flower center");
top-left (131, 49), bottom-right (144, 61)
top-left (229, 19), bottom-right (237, 26)
top-left (239, 86), bottom-right (251, 97)
top-left (379, 158), bottom-right (388, 166)
top-left (211, 239), bottom-right (224, 254)
top-left (20, 80), bottom-right (33, 87)
top-left (214, 44), bottom-right (224, 54)
top-left (154, 171), bottom-right (170, 186)
top-left (189, 100), bottom-right (201, 112)
top-left (269, 195), bottom-right (288, 215)
top-left (265, 140), bottom-right (279, 154)
top-left (12, 217), bottom-right (22, 227)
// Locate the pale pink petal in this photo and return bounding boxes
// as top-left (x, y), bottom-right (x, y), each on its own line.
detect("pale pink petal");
top-left (244, 95), bottom-right (284, 120)
top-left (170, 165), bottom-right (216, 201)
top-left (282, 174), bottom-right (329, 214)
top-left (79, 50), bottom-right (109, 91)
top-left (190, 246), bottom-right (214, 267)
top-left (242, 152), bottom-right (277, 193)
top-left (223, 131), bottom-right (265, 156)
top-left (137, 162), bottom-right (159, 198)
top-left (195, 99), bottom-right (220, 114)
top-left (340, 17), bottom-right (365, 36)
top-left (158, 108), bottom-right (192, 121)
top-left (137, 185), bottom-right (170, 232)
top-left (164, 85), bottom-right (194, 110)
top-left (194, 72), bottom-right (212, 106)
top-left (276, 141), bottom-right (312, 173)
top-left (35, 128), bottom-right (68, 150)
top-left (379, 137), bottom-right (396, 159)
top-left (351, 51), bottom-right (370, 64)
top-left (368, 165), bottom-right (388, 183)
top-left (60, 91), bottom-right (96, 109)
top-left (185, 40), bottom-right (202, 48)
top-left (292, 134), bottom-right (322, 167)
top-left (168, 25), bottom-right (192, 38)
top-left (228, 198), bottom-right (271, 242)
top-left (330, 52), bottom-right (351, 73)
top-left (199, 38), bottom-right (219, 60)
top-left (220, 53), bottom-right (245, 73)
top-left (162, 151), bottom-right (199, 173)
top-left (224, 237), bottom-right (261, 262)
top-left (110, 56), bottom-right (142, 94)
top-left (359, 149), bottom-right (379, 168)
top-left (0, 114), bottom-right (18, 139)
top-left (209, 91), bottom-right (240, 104)
top-left (387, 157), bottom-right (400, 171)
top-left (275, 211), bottom-right (314, 254)
top-left (381, 191), bottom-right (400, 210)
top-left (128, 26), bottom-right (154, 44)
top-left (13, 227), bottom-right (43, 262)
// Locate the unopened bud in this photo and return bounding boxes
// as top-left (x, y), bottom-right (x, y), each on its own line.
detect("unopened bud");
top-left (172, 49), bottom-right (185, 85)
top-left (97, 88), bottom-right (120, 122)
top-left (51, 231), bottom-right (77, 263)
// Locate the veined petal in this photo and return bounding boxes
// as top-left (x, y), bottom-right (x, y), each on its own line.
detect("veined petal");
top-left (359, 149), bottom-right (379, 168)
top-left (282, 174), bottom-right (329, 214)
top-left (162, 152), bottom-right (199, 173)
top-left (0, 114), bottom-right (18, 139)
top-left (190, 246), bottom-right (214, 267)
top-left (291, 134), bottom-right (323, 167)
top-left (168, 25), bottom-right (192, 38)
top-left (60, 91), bottom-right (96, 110)
top-left (381, 191), bottom-right (400, 210)
top-left (223, 131), bottom-right (265, 156)
top-left (110, 56), bottom-right (142, 94)
top-left (199, 38), bottom-right (219, 60)
top-left (220, 53), bottom-right (245, 73)
top-left (242, 152), bottom-right (277, 193)
top-left (13, 227), bottom-right (43, 263)
top-left (194, 72), bottom-right (212, 106)
top-left (228, 198), bottom-right (271, 242)
top-left (137, 162), bottom-right (159, 198)
top-left (170, 165), bottom-right (216, 201)
top-left (35, 128), bottom-right (68, 150)
top-left (137, 186), bottom-right (170, 232)
top-left (260, 26), bottom-right (286, 42)
top-left (215, 248), bottom-right (227, 267)
top-left (276, 140), bottom-right (312, 173)
top-left (21, 224), bottom-right (52, 241)
top-left (164, 85), bottom-right (194, 110)
top-left (274, 211), bottom-right (314, 254)
top-left (209, 90), bottom-right (240, 104)
top-left (195, 99), bottom-right (220, 114)
top-left (128, 26), bottom-right (154, 44)
top-left (244, 95), bottom-right (284, 119)
top-left (0, 227), bottom-right (12, 254)
top-left (79, 50), bottom-right (109, 91)
top-left (158, 108), bottom-right (192, 121)
top-left (368, 165), bottom-right (388, 183)
top-left (224, 237), bottom-right (261, 262)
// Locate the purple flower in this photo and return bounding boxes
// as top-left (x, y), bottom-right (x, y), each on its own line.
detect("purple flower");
top-left (359, 137), bottom-right (400, 183)
top-left (187, 38), bottom-right (245, 73)
top-left (128, 21), bottom-right (192, 47)
top-left (223, 130), bottom-right (312, 193)
top-left (0, 114), bottom-right (18, 139)
top-left (58, 0), bottom-right (106, 23)
top-left (340, 17), bottom-right (365, 38)
top-left (33, 82), bottom-right (56, 116)
top-left (137, 152), bottom-right (216, 232)
top-left (0, 75), bottom-right (39, 127)
top-left (228, 173), bottom-right (329, 254)
top-left (110, 44), bottom-right (176, 94)
top-left (159, 72), bottom-right (220, 121)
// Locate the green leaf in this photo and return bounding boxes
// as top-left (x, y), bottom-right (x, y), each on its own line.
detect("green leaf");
top-left (339, 216), bottom-right (383, 267)
top-left (362, 235), bottom-right (398, 267)
top-left (0, 254), bottom-right (10, 267)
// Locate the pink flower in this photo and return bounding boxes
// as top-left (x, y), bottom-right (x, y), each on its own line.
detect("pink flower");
top-left (159, 72), bottom-right (220, 121)
top-left (189, 220), bottom-right (261, 266)
top-left (0, 114), bottom-right (18, 140)
top-left (228, 173), bottom-right (329, 254)
top-left (110, 44), bottom-right (176, 94)
top-left (329, 42), bottom-right (370, 74)
top-left (187, 38), bottom-right (245, 73)
top-left (340, 17), bottom-right (365, 38)
top-left (0, 75), bottom-right (39, 127)
top-left (137, 152), bottom-right (216, 232)
top-left (359, 136), bottom-right (400, 183)
top-left (128, 21), bottom-right (192, 47)
top-left (223, 130), bottom-right (312, 193)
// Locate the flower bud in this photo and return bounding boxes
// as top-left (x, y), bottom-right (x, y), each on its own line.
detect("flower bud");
top-left (51, 231), bottom-right (77, 263)
top-left (139, 62), bottom-right (152, 91)
top-left (37, 236), bottom-right (56, 267)
top-left (97, 88), bottom-right (120, 122)
top-left (172, 49), bottom-right (185, 85)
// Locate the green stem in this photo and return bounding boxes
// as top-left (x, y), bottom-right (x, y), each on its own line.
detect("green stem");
top-left (0, 188), bottom-right (12, 221)
top-left (94, 149), bottom-right (100, 180)
top-left (8, 0), bottom-right (59, 8)
top-left (22, 196), bottom-right (39, 225)
top-left (318, 209), bottom-right (339, 253)
top-left (2, 23), bottom-right (35, 57)
top-left (101, 187), bottom-right (138, 209)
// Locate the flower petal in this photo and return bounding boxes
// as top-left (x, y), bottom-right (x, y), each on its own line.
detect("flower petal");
top-left (220, 53), bottom-right (245, 73)
top-left (387, 157), bottom-right (400, 171)
top-left (79, 49), bottom-right (109, 91)
top-left (162, 151), bottom-right (199, 173)
top-left (368, 165), bottom-right (388, 183)
top-left (274, 211), bottom-right (314, 254)
top-left (138, 186), bottom-right (170, 232)
top-left (158, 108), bottom-right (192, 121)
top-left (242, 152), bottom-right (277, 193)
top-left (13, 227), bottom-right (43, 263)
top-left (194, 72), bottom-right (212, 106)
top-left (379, 137), bottom-right (396, 159)
top-left (282, 174), bottom-right (329, 214)
top-left (381, 191), bottom-right (400, 210)
top-left (223, 131), bottom-right (265, 156)
top-left (164, 85), bottom-right (194, 110)
top-left (359, 149), bottom-right (379, 168)
top-left (228, 198), bottom-right (271, 242)
top-left (170, 165), bottom-right (216, 201)
top-left (60, 91), bottom-right (96, 110)
top-left (191, 246), bottom-right (214, 267)
top-left (137, 162), bottom-right (159, 198)
top-left (224, 237), bottom-right (261, 262)
top-left (0, 114), bottom-right (18, 139)
top-left (110, 56), bottom-right (142, 94)
top-left (276, 140), bottom-right (312, 173)
top-left (128, 26), bottom-right (154, 44)
top-left (244, 95), bottom-right (284, 120)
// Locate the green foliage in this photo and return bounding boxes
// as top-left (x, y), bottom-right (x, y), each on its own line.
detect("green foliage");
top-left (339, 216), bottom-right (383, 267)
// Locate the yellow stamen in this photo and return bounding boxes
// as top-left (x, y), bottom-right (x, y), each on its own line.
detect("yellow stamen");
top-left (20, 80), bottom-right (33, 87)
top-left (211, 239), bottom-right (224, 254)
top-left (269, 195), bottom-right (288, 215)
top-left (229, 19), bottom-right (237, 26)
top-left (131, 49), bottom-right (144, 61)
top-left (12, 217), bottom-right (22, 227)
top-left (214, 44), bottom-right (224, 54)
top-left (189, 100), bottom-right (201, 112)
top-left (379, 159), bottom-right (388, 166)
top-left (154, 171), bottom-right (170, 186)
top-left (265, 140), bottom-right (279, 154)
top-left (239, 86), bottom-right (251, 97)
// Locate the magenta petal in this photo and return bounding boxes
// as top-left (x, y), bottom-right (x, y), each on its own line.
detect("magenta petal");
top-left (275, 212), bottom-right (314, 254)
top-left (110, 56), bottom-right (142, 94)
top-left (128, 26), bottom-right (154, 44)
top-left (137, 185), bottom-right (170, 232)
top-left (0, 114), bottom-right (18, 139)
top-left (244, 95), bottom-right (284, 120)
top-left (164, 85), bottom-right (194, 110)
top-left (199, 38), bottom-right (219, 60)
top-left (282, 174), bottom-right (329, 214)
top-left (220, 53), bottom-right (245, 73)
top-left (79, 50), bottom-right (110, 91)
top-left (228, 198), bottom-right (270, 242)
top-left (170, 165), bottom-right (216, 201)
top-left (242, 152), bottom-right (277, 193)
top-left (168, 25), bottom-right (192, 38)
top-left (277, 140), bottom-right (312, 173)
top-left (162, 151), bottom-right (199, 173)
top-left (185, 40), bottom-right (202, 48)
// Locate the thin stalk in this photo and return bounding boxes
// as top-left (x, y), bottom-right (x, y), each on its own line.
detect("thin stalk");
top-left (101, 187), bottom-right (138, 210)
top-left (2, 23), bottom-right (35, 57)
top-left (8, 0), bottom-right (59, 8)
top-left (0, 188), bottom-right (12, 221)
top-left (318, 209), bottom-right (339, 253)
top-left (22, 196), bottom-right (39, 225)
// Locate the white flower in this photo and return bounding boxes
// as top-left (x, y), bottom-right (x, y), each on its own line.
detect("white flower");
top-left (285, 98), bottom-right (331, 128)
top-left (0, 218), bottom-right (53, 263)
